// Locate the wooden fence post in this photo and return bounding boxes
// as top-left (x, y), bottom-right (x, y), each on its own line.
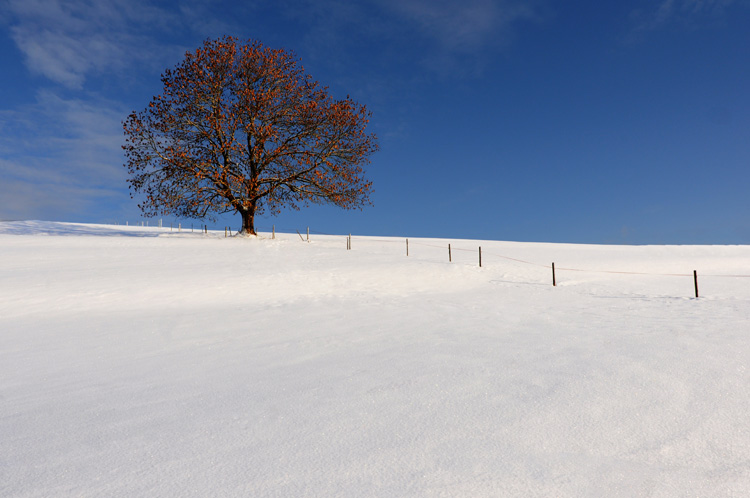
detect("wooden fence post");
top-left (552, 262), bottom-right (556, 287)
top-left (479, 246), bottom-right (482, 267)
top-left (307, 227), bottom-right (310, 242)
top-left (272, 225), bottom-right (275, 239)
top-left (406, 238), bottom-right (409, 256)
top-left (449, 243), bottom-right (452, 262)
top-left (694, 270), bottom-right (699, 298)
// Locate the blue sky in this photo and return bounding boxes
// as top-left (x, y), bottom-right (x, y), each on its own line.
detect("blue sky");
top-left (1, 0), bottom-right (748, 244)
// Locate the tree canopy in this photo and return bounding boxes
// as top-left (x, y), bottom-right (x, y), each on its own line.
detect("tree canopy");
top-left (123, 36), bottom-right (378, 235)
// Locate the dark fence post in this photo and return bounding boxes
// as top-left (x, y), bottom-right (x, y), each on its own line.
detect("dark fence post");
top-left (694, 270), bottom-right (699, 298)
top-left (552, 262), bottom-right (556, 287)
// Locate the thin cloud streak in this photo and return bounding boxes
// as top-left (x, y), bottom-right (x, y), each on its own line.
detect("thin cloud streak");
top-left (630, 0), bottom-right (739, 33)
top-left (275, 0), bottom-right (543, 84)
top-left (0, 0), bottom-right (244, 221)
top-left (0, 91), bottom-right (129, 220)
top-left (390, 0), bottom-right (541, 78)
top-left (380, 0), bottom-right (538, 53)
top-left (0, 171), bottom-right (120, 221)
top-left (4, 0), bottom-right (233, 89)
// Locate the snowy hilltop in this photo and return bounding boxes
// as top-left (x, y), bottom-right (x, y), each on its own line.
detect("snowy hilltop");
top-left (2, 221), bottom-right (750, 496)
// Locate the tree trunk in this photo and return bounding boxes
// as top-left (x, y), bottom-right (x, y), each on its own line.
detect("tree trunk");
top-left (239, 206), bottom-right (256, 235)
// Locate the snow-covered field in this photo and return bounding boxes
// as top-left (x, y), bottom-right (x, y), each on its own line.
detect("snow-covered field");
top-left (2, 221), bottom-right (750, 497)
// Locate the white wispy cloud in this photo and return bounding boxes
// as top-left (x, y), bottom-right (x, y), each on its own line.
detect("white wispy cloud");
top-left (0, 0), bottom-right (242, 221)
top-left (0, 90), bottom-right (130, 220)
top-left (380, 0), bottom-right (538, 54)
top-left (630, 0), bottom-right (740, 33)
top-left (380, 0), bottom-right (541, 77)
top-left (4, 0), bottom-right (232, 89)
top-left (278, 0), bottom-right (541, 80)
top-left (0, 169), bottom-right (120, 221)
top-left (0, 0), bottom-right (540, 221)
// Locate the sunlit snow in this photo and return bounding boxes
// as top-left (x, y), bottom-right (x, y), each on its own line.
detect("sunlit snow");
top-left (2, 221), bottom-right (749, 496)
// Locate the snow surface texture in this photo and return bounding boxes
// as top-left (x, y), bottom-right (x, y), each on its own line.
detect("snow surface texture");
top-left (2, 221), bottom-right (750, 497)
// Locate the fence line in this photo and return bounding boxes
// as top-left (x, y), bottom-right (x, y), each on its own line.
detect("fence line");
top-left (118, 221), bottom-right (750, 282)
top-left (264, 226), bottom-right (750, 281)
top-left (402, 238), bottom-right (750, 279)
top-left (332, 234), bottom-right (747, 284)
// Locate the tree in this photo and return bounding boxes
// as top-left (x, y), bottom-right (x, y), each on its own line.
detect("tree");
top-left (123, 36), bottom-right (378, 235)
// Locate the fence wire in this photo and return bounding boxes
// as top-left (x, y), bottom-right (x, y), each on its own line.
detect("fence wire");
top-left (367, 235), bottom-right (750, 280)
top-left (187, 223), bottom-right (750, 281)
